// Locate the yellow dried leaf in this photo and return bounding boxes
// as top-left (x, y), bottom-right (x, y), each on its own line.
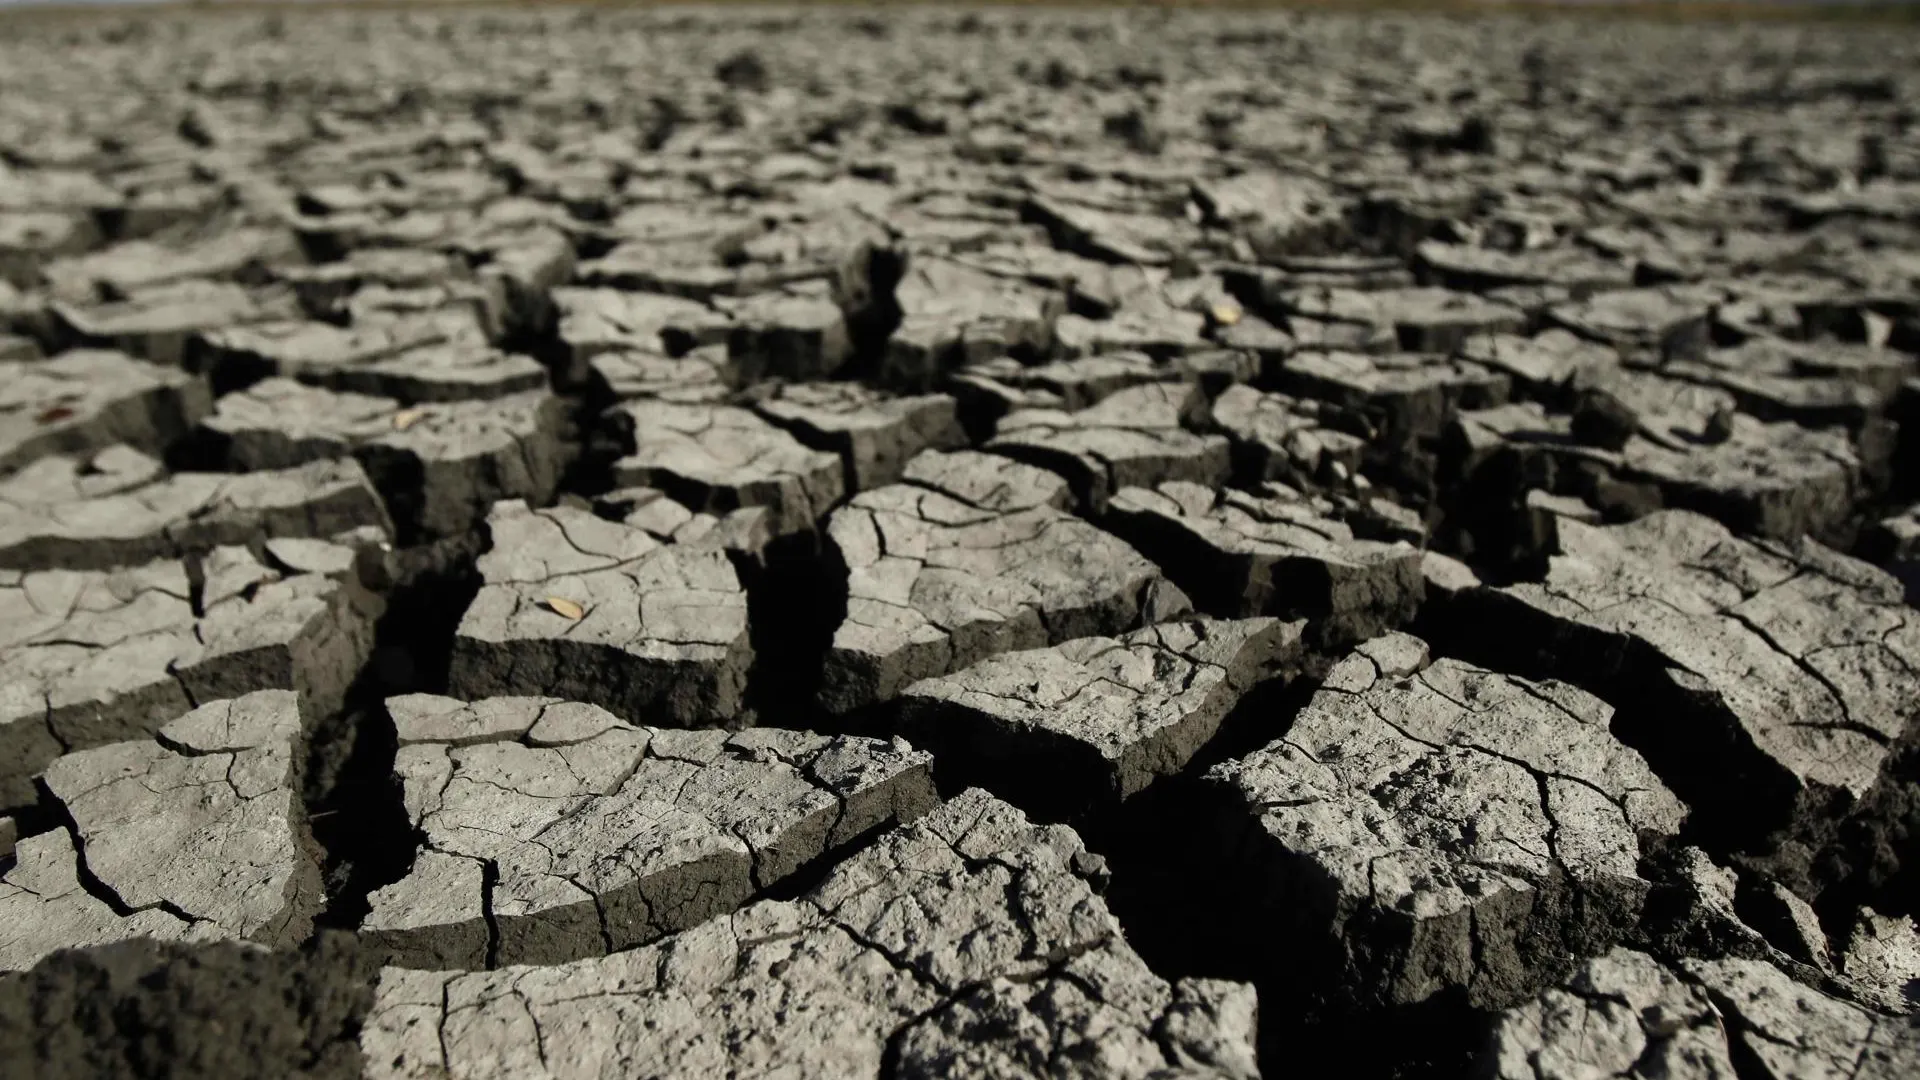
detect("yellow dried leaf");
top-left (544, 596), bottom-right (586, 620)
top-left (391, 407), bottom-right (426, 431)
top-left (1211, 303), bottom-right (1243, 326)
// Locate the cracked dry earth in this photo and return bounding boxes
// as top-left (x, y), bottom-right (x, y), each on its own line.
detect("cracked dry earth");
top-left (3, 7), bottom-right (1920, 1080)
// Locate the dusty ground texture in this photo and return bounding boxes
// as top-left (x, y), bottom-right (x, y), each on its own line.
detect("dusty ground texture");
top-left (0, 4), bottom-right (1918, 1078)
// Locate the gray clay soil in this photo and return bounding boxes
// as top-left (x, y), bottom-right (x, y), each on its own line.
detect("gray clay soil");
top-left (0, 5), bottom-right (1917, 1079)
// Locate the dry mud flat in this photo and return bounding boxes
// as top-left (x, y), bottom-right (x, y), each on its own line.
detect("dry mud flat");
top-left (1, 4), bottom-right (1919, 1078)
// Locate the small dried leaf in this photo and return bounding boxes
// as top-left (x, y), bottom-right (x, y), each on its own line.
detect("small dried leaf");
top-left (544, 596), bottom-right (586, 620)
top-left (36, 405), bottom-right (77, 424)
top-left (391, 407), bottom-right (426, 431)
top-left (1211, 303), bottom-right (1243, 326)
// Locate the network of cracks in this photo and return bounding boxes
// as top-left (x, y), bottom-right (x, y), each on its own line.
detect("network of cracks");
top-left (0, 6), bottom-right (1918, 1079)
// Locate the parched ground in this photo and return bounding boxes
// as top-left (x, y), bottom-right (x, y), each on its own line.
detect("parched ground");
top-left (0, 4), bottom-right (1918, 1079)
